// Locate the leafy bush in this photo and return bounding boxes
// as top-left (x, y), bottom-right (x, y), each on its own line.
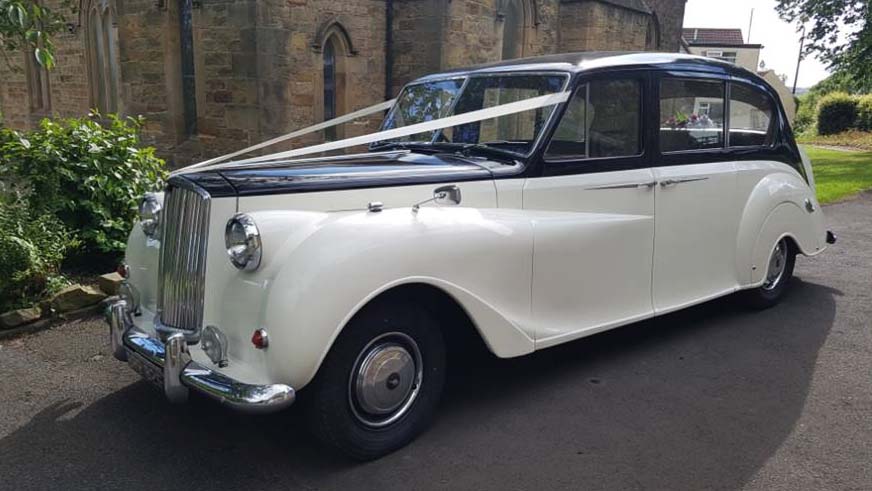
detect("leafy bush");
top-left (794, 93), bottom-right (819, 134)
top-left (0, 196), bottom-right (75, 312)
top-left (856, 94), bottom-right (872, 131)
top-left (817, 92), bottom-right (859, 135)
top-left (0, 113), bottom-right (167, 255)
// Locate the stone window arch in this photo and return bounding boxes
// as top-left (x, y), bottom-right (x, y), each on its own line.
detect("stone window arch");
top-left (84, 0), bottom-right (121, 113)
top-left (498, 0), bottom-right (537, 60)
top-left (313, 21), bottom-right (354, 141)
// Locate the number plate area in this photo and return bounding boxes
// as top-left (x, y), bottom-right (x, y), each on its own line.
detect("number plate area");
top-left (127, 350), bottom-right (164, 390)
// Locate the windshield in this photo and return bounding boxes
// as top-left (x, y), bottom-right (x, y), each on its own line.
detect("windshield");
top-left (380, 73), bottom-right (568, 156)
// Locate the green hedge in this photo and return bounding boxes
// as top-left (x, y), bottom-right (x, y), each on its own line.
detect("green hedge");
top-left (817, 92), bottom-right (859, 135)
top-left (857, 95), bottom-right (872, 131)
top-left (0, 113), bottom-right (167, 312)
top-left (0, 114), bottom-right (167, 255)
top-left (0, 197), bottom-right (75, 312)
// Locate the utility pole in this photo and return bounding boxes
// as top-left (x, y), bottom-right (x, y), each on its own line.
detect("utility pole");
top-left (793, 26), bottom-right (806, 94)
top-left (748, 8), bottom-right (755, 42)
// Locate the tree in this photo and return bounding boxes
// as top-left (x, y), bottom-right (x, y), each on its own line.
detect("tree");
top-left (0, 1), bottom-right (70, 70)
top-left (775, 0), bottom-right (871, 92)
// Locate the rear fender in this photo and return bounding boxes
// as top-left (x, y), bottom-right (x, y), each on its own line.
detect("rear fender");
top-left (736, 171), bottom-right (826, 286)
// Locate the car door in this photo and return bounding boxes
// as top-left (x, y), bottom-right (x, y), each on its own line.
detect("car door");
top-left (651, 75), bottom-right (739, 313)
top-left (523, 73), bottom-right (656, 347)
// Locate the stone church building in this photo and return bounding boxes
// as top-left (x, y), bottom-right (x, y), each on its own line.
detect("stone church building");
top-left (0, 0), bottom-right (686, 166)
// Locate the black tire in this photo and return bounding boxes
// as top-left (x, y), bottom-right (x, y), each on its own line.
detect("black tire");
top-left (302, 301), bottom-right (446, 461)
top-left (744, 237), bottom-right (796, 309)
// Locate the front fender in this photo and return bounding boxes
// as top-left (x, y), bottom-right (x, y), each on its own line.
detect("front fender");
top-left (247, 207), bottom-right (536, 389)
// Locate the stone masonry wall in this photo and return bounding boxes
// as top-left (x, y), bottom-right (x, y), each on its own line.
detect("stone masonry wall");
top-left (559, 1), bottom-right (652, 52)
top-left (642, 0), bottom-right (687, 51)
top-left (0, 0), bottom-right (686, 166)
top-left (0, 0), bottom-right (88, 129)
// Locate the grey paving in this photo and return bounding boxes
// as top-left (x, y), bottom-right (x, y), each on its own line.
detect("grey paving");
top-left (1, 194), bottom-right (871, 491)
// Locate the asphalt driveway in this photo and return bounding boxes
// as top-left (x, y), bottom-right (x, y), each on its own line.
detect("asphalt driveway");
top-left (1, 194), bottom-right (870, 491)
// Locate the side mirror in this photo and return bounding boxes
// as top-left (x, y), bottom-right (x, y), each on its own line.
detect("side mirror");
top-left (412, 185), bottom-right (462, 213)
top-left (433, 185), bottom-right (462, 206)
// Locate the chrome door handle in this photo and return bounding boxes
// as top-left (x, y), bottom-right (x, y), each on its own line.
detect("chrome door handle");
top-left (659, 177), bottom-right (709, 187)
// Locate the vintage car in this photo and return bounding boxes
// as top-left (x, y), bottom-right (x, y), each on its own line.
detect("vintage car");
top-left (107, 52), bottom-right (835, 460)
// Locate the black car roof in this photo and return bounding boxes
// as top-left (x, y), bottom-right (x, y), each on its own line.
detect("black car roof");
top-left (412, 51), bottom-right (762, 82)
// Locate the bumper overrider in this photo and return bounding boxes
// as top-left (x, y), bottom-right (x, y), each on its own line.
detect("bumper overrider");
top-left (106, 299), bottom-right (295, 414)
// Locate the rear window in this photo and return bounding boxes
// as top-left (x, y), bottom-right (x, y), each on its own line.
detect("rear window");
top-left (659, 78), bottom-right (725, 152)
top-left (729, 83), bottom-right (774, 147)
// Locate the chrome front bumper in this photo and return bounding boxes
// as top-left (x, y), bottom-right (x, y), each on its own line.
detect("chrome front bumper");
top-left (106, 300), bottom-right (295, 414)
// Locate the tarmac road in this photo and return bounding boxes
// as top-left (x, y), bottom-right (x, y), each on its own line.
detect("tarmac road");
top-left (1, 194), bottom-right (870, 491)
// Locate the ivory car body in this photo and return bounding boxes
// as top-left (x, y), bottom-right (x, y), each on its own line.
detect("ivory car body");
top-left (108, 52), bottom-right (834, 459)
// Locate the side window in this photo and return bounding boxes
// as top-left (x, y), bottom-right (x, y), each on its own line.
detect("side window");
top-left (659, 78), bottom-right (725, 152)
top-left (546, 79), bottom-right (641, 159)
top-left (729, 83), bottom-right (775, 147)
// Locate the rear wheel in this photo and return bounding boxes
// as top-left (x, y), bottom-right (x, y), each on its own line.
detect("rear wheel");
top-left (744, 237), bottom-right (796, 309)
top-left (303, 302), bottom-right (446, 460)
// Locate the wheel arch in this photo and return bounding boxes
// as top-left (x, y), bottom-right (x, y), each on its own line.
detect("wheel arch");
top-left (297, 277), bottom-right (535, 391)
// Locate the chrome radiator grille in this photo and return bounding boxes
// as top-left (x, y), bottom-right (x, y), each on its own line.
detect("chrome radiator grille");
top-left (157, 182), bottom-right (211, 332)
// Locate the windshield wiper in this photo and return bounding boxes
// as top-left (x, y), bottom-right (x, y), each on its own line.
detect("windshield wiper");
top-left (457, 142), bottom-right (521, 161)
top-left (370, 140), bottom-right (520, 162)
top-left (369, 141), bottom-right (437, 152)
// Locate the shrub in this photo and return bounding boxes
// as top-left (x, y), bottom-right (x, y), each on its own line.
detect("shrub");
top-left (0, 113), bottom-right (167, 255)
top-left (794, 92), bottom-right (820, 134)
top-left (856, 94), bottom-right (872, 131)
top-left (817, 92), bottom-right (859, 135)
top-left (0, 196), bottom-right (76, 312)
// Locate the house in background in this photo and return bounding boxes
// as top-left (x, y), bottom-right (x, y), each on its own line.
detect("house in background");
top-left (682, 27), bottom-right (796, 124)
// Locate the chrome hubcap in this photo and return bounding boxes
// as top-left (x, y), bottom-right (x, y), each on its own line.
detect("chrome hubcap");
top-left (763, 239), bottom-right (788, 291)
top-left (349, 332), bottom-right (423, 428)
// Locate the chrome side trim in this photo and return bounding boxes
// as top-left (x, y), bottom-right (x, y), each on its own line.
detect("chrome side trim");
top-left (586, 181), bottom-right (657, 190)
top-left (659, 176), bottom-right (710, 187)
top-left (107, 300), bottom-right (295, 414)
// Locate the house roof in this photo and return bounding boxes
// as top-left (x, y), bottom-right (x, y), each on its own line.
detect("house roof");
top-left (683, 28), bottom-right (746, 45)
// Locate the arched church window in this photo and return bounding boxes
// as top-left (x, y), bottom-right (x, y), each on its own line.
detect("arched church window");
top-left (85, 0), bottom-right (120, 113)
top-left (317, 25), bottom-right (350, 141)
top-left (323, 37), bottom-right (338, 140)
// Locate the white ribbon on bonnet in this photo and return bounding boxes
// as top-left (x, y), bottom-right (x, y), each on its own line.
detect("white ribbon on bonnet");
top-left (173, 90), bottom-right (571, 175)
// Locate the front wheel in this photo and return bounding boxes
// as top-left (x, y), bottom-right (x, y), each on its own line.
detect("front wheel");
top-left (744, 237), bottom-right (796, 309)
top-left (303, 302), bottom-right (446, 460)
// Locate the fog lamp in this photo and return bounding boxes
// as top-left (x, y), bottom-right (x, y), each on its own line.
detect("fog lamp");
top-left (118, 281), bottom-right (140, 316)
top-left (139, 193), bottom-right (162, 239)
top-left (201, 325), bottom-right (229, 367)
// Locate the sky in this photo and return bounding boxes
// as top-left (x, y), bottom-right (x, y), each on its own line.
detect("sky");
top-left (683, 0), bottom-right (831, 89)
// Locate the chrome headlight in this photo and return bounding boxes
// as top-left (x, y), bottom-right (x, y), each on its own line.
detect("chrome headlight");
top-left (139, 193), bottom-right (162, 239)
top-left (225, 213), bottom-right (262, 271)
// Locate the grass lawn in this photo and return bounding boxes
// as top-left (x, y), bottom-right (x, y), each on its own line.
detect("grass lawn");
top-left (804, 145), bottom-right (872, 204)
